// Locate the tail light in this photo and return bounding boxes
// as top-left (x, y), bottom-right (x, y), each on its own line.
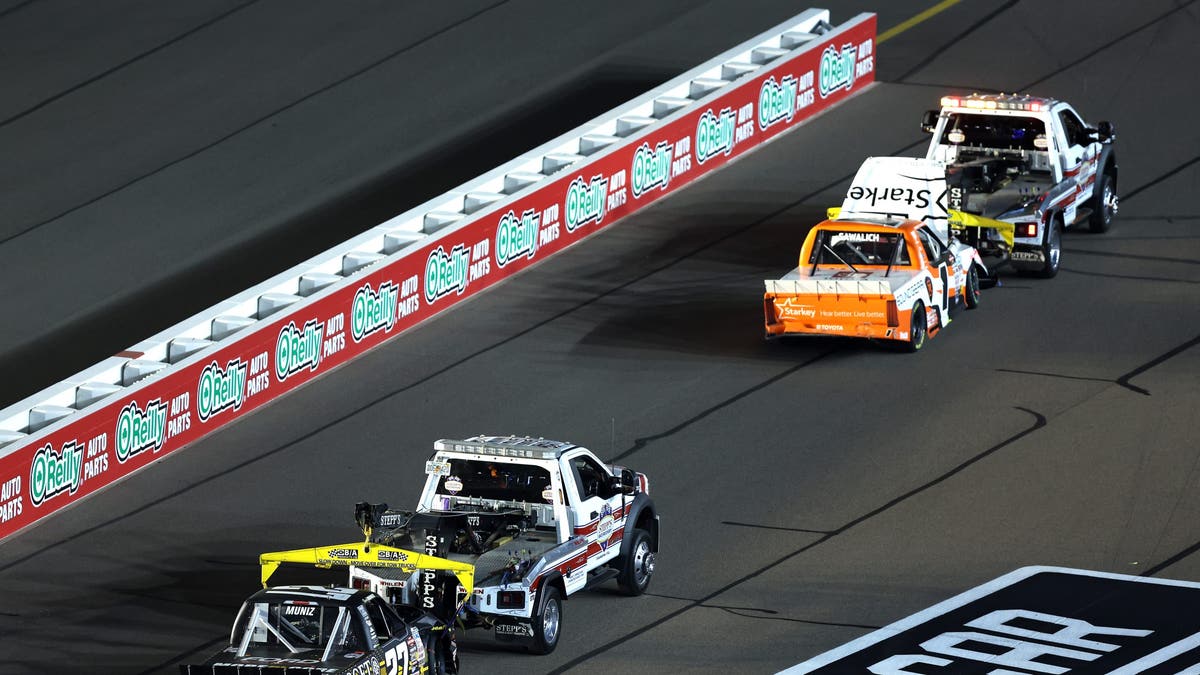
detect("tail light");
top-left (763, 297), bottom-right (777, 324)
top-left (1017, 222), bottom-right (1038, 238)
top-left (886, 300), bottom-right (899, 327)
top-left (497, 590), bottom-right (525, 609)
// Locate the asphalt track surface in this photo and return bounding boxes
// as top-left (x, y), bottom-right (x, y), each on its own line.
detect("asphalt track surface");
top-left (2, 1), bottom-right (1200, 674)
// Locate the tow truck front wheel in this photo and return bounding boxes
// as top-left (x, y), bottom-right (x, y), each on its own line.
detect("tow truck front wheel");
top-left (905, 301), bottom-right (927, 353)
top-left (529, 585), bottom-right (562, 655)
top-left (617, 528), bottom-right (655, 596)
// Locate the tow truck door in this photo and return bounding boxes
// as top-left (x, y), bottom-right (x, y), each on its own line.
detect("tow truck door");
top-left (563, 451), bottom-right (625, 576)
top-left (1054, 105), bottom-right (1097, 223)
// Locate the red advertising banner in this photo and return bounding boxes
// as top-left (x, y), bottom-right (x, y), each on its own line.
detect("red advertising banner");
top-left (0, 14), bottom-right (876, 540)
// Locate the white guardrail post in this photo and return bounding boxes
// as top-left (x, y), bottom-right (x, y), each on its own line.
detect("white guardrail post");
top-left (0, 8), bottom-right (876, 540)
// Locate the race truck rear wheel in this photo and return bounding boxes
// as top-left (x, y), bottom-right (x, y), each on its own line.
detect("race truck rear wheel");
top-left (529, 585), bottom-right (562, 655)
top-left (1089, 171), bottom-right (1117, 233)
top-left (617, 528), bottom-right (656, 596)
top-left (964, 266), bottom-right (981, 309)
top-left (905, 301), bottom-right (927, 353)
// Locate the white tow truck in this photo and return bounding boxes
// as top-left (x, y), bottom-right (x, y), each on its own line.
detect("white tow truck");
top-left (921, 93), bottom-right (1118, 277)
top-left (350, 436), bottom-right (658, 655)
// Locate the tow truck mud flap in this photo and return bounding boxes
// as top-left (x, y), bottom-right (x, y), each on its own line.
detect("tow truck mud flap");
top-left (782, 566), bottom-right (1200, 674)
top-left (493, 618), bottom-right (536, 643)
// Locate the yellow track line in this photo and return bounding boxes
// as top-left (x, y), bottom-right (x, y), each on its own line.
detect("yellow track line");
top-left (878, 0), bottom-right (962, 44)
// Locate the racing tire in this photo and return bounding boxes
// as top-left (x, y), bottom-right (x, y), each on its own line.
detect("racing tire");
top-left (905, 301), bottom-right (927, 353)
top-left (1035, 216), bottom-right (1063, 278)
top-left (429, 629), bottom-right (457, 674)
top-left (1089, 171), bottom-right (1117, 233)
top-left (529, 585), bottom-right (562, 655)
top-left (616, 528), bottom-right (656, 596)
top-left (964, 265), bottom-right (981, 310)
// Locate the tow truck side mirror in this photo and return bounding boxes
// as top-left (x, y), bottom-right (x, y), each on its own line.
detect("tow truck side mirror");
top-left (1096, 120), bottom-right (1115, 141)
top-left (920, 109), bottom-right (939, 133)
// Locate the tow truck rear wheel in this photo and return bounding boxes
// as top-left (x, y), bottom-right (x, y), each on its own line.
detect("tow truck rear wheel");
top-left (529, 585), bottom-right (562, 655)
top-left (1089, 171), bottom-right (1117, 233)
top-left (964, 266), bottom-right (981, 309)
top-left (1035, 216), bottom-right (1063, 278)
top-left (617, 528), bottom-right (655, 596)
top-left (905, 301), bottom-right (927, 353)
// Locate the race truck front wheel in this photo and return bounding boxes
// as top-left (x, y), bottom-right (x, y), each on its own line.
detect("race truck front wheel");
top-left (905, 301), bottom-right (927, 353)
top-left (530, 585), bottom-right (562, 655)
top-left (964, 266), bottom-right (981, 309)
top-left (617, 528), bottom-right (656, 596)
top-left (1089, 171), bottom-right (1117, 233)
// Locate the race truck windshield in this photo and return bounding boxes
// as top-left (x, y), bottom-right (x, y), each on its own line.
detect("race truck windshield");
top-left (437, 459), bottom-right (552, 503)
top-left (232, 600), bottom-right (358, 656)
top-left (943, 113), bottom-right (1048, 151)
top-left (808, 231), bottom-right (911, 267)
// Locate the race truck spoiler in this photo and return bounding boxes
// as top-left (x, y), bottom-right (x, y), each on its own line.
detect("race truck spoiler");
top-left (259, 541), bottom-right (475, 600)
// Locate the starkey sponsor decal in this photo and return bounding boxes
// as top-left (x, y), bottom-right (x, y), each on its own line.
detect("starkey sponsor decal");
top-left (495, 209), bottom-right (540, 267)
top-left (115, 399), bottom-right (167, 463)
top-left (424, 244), bottom-right (470, 304)
top-left (758, 75), bottom-right (798, 130)
top-left (275, 319), bottom-right (324, 381)
top-left (350, 281), bottom-right (399, 343)
top-left (695, 107), bottom-right (736, 163)
top-left (196, 359), bottom-right (247, 422)
top-left (818, 42), bottom-right (858, 98)
top-left (29, 441), bottom-right (82, 507)
top-left (564, 175), bottom-right (607, 231)
top-left (630, 141), bottom-right (673, 197)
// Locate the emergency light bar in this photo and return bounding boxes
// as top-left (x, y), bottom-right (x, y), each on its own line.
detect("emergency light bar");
top-left (941, 94), bottom-right (1053, 113)
top-left (433, 436), bottom-right (573, 460)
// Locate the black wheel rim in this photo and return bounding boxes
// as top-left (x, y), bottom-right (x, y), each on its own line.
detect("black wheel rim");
top-left (1047, 222), bottom-right (1061, 270)
top-left (912, 306), bottom-right (925, 347)
top-left (1102, 181), bottom-right (1118, 225)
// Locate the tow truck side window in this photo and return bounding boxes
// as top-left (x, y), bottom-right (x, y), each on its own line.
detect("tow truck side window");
top-left (1058, 109), bottom-right (1088, 147)
top-left (569, 456), bottom-right (609, 500)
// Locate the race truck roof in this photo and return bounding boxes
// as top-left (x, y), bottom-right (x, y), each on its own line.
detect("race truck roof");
top-left (434, 435), bottom-right (580, 460)
top-left (939, 92), bottom-right (1059, 113)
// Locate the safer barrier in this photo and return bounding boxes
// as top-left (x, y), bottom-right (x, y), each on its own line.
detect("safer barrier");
top-left (0, 8), bottom-right (876, 540)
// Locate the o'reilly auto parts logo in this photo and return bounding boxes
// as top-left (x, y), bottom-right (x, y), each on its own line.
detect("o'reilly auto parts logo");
top-left (818, 43), bottom-right (857, 97)
top-left (631, 141), bottom-right (672, 197)
top-left (29, 442), bottom-right (82, 507)
top-left (196, 358), bottom-right (247, 423)
top-left (275, 319), bottom-right (324, 381)
top-left (565, 175), bottom-right (607, 231)
top-left (495, 209), bottom-right (540, 267)
top-left (695, 108), bottom-right (735, 163)
top-left (115, 399), bottom-right (167, 463)
top-left (758, 75), bottom-right (798, 129)
top-left (424, 244), bottom-right (469, 304)
top-left (351, 281), bottom-right (398, 342)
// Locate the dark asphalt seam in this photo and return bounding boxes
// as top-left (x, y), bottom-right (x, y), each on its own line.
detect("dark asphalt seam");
top-left (995, 367), bottom-right (1116, 385)
top-left (134, 636), bottom-right (225, 675)
top-left (1115, 333), bottom-right (1200, 396)
top-left (1062, 248), bottom-right (1200, 266)
top-left (546, 407), bottom-right (1047, 674)
top-left (1144, 539), bottom-right (1200, 578)
top-left (0, 0), bottom-right (515, 247)
top-left (0, 0), bottom-right (37, 21)
top-left (1123, 154), bottom-right (1200, 202)
top-left (714, 605), bottom-right (881, 629)
top-left (0, 0), bottom-right (266, 129)
top-left (1107, 219), bottom-right (1200, 225)
top-left (607, 349), bottom-right (836, 463)
top-left (893, 0), bottom-right (1021, 83)
top-left (1018, 0), bottom-right (1199, 91)
top-left (1060, 267), bottom-right (1200, 285)
top-left (721, 520), bottom-right (834, 535)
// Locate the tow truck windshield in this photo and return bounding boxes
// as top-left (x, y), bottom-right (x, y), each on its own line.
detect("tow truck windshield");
top-left (943, 113), bottom-right (1048, 152)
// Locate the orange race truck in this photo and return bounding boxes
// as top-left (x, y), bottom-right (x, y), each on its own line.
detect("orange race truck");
top-left (763, 157), bottom-right (996, 351)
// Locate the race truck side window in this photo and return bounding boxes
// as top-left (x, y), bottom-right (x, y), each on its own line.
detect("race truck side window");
top-left (362, 595), bottom-right (395, 639)
top-left (915, 228), bottom-right (944, 264)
